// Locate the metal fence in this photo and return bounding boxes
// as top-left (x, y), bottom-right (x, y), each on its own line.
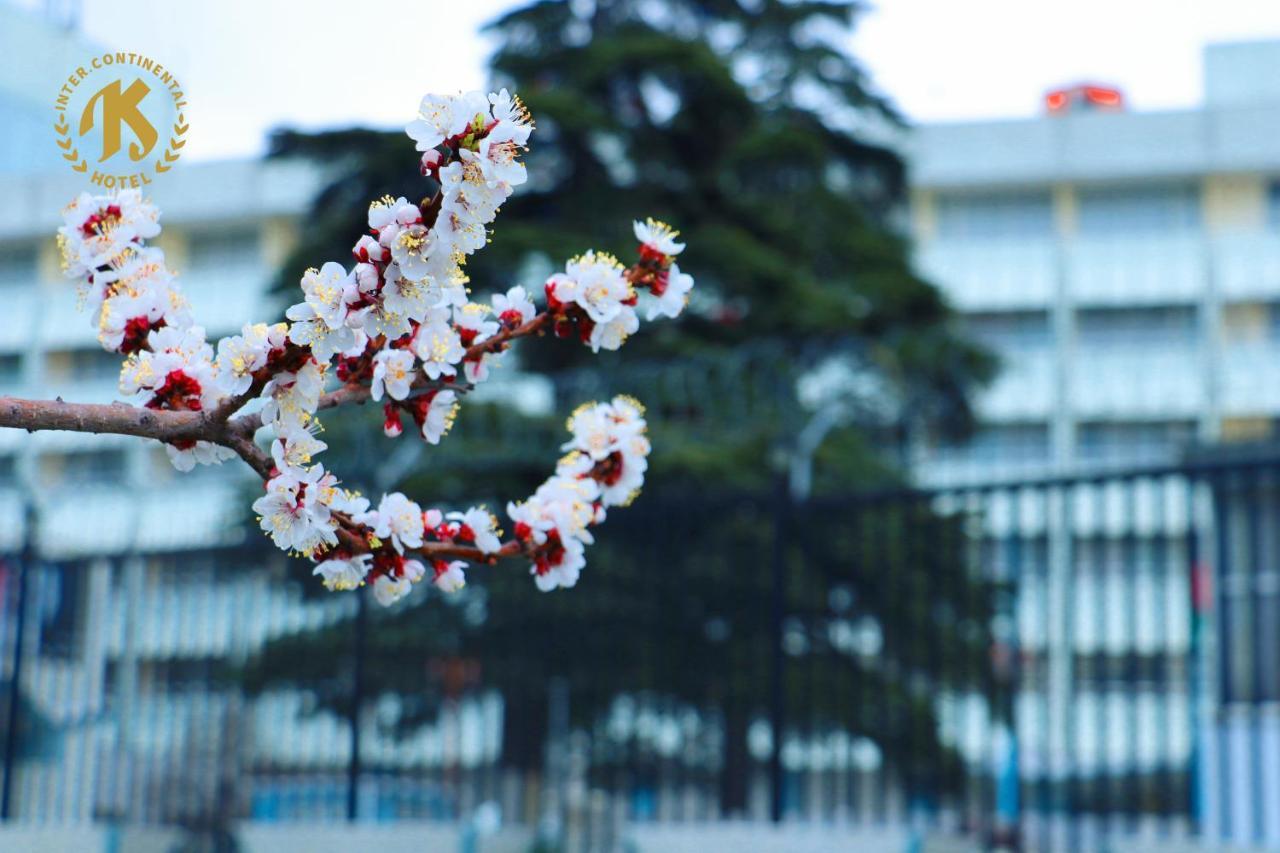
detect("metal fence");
top-left (2, 452), bottom-right (1279, 851)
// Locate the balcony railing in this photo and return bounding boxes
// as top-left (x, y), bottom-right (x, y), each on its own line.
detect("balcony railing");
top-left (1065, 235), bottom-right (1205, 306)
top-left (915, 239), bottom-right (1057, 310)
top-left (1067, 349), bottom-right (1205, 416)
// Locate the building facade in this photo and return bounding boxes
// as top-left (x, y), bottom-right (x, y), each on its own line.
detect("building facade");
top-left (907, 40), bottom-right (1280, 849)
top-left (909, 40), bottom-right (1280, 485)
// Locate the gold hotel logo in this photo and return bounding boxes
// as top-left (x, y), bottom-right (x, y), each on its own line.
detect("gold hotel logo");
top-left (52, 51), bottom-right (189, 188)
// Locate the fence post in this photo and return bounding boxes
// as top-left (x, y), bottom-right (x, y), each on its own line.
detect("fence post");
top-left (769, 474), bottom-right (788, 823)
top-left (347, 589), bottom-right (367, 822)
top-left (1, 501), bottom-right (37, 821)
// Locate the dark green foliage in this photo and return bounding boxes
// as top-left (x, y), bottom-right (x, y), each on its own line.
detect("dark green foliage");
top-left (247, 0), bottom-right (1000, 812)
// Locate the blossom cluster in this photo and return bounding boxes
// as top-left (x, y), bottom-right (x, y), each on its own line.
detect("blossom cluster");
top-left (55, 87), bottom-right (692, 605)
top-left (509, 396), bottom-right (650, 591)
top-left (57, 190), bottom-right (239, 471)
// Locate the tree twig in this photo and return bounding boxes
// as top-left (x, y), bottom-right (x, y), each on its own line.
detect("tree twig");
top-left (0, 396), bottom-right (272, 479)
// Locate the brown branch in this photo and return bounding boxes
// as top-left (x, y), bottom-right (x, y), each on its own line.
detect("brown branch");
top-left (0, 396), bottom-right (272, 480)
top-left (1, 397), bottom-right (209, 441)
top-left (465, 312), bottom-right (551, 360)
top-left (208, 343), bottom-right (311, 423)
top-left (224, 431), bottom-right (273, 480)
top-left (228, 312), bottom-right (552, 434)
top-left (316, 378), bottom-right (473, 415)
top-left (331, 509), bottom-right (532, 564)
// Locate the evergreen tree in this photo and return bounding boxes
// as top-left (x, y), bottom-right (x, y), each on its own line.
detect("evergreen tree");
top-left (249, 0), bottom-right (1001, 816)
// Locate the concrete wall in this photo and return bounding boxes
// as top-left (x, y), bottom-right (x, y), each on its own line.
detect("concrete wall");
top-left (0, 823), bottom-right (536, 853)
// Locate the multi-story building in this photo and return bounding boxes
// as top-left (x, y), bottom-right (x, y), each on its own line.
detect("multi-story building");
top-left (0, 2), bottom-right (88, 176)
top-left (0, 3), bottom-right (352, 821)
top-left (907, 40), bottom-right (1280, 849)
top-left (0, 6), bottom-right (515, 824)
top-left (910, 40), bottom-right (1280, 485)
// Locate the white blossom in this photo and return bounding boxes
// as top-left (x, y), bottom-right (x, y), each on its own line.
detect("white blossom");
top-left (645, 263), bottom-right (694, 321)
top-left (547, 251), bottom-right (632, 324)
top-left (291, 262), bottom-right (357, 330)
top-left (413, 311), bottom-right (464, 379)
top-left (165, 441), bottom-right (236, 472)
top-left (49, 89), bottom-right (697, 609)
top-left (448, 506), bottom-right (502, 554)
top-left (488, 89), bottom-right (534, 145)
top-left (371, 492), bottom-right (425, 554)
top-left (261, 359), bottom-right (324, 428)
top-left (372, 575), bottom-right (412, 606)
top-left (216, 322), bottom-right (287, 395)
top-left (271, 415), bottom-right (328, 474)
top-left (633, 218), bottom-right (685, 257)
top-left (314, 554), bottom-right (371, 591)
top-left (404, 91), bottom-right (488, 153)
top-left (389, 223), bottom-right (436, 281)
top-left (58, 190), bottom-right (161, 277)
top-left (491, 285), bottom-right (536, 327)
top-left (371, 347), bottom-right (415, 402)
top-left (433, 560), bottom-right (467, 592)
top-left (252, 466), bottom-right (339, 555)
top-left (533, 536), bottom-right (585, 592)
top-left (368, 196), bottom-right (422, 238)
top-left (420, 390), bottom-right (458, 445)
top-left (588, 305), bottom-right (639, 353)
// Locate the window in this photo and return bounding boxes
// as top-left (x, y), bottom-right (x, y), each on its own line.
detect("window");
top-left (46, 348), bottom-right (122, 383)
top-left (37, 562), bottom-right (83, 657)
top-left (1220, 303), bottom-right (1271, 343)
top-left (935, 191), bottom-right (1055, 240)
top-left (0, 242), bottom-right (37, 289)
top-left (186, 228), bottom-right (260, 274)
top-left (1266, 303), bottom-right (1280, 342)
top-left (44, 450), bottom-right (128, 486)
top-left (1216, 476), bottom-right (1280, 703)
top-left (1267, 180), bottom-right (1280, 228)
top-left (0, 353), bottom-right (22, 386)
top-left (1076, 421), bottom-right (1196, 465)
top-left (1220, 417), bottom-right (1273, 444)
top-left (938, 422), bottom-right (1051, 465)
top-left (963, 311), bottom-right (1052, 353)
top-left (1076, 306), bottom-right (1197, 350)
top-left (1076, 183), bottom-right (1201, 236)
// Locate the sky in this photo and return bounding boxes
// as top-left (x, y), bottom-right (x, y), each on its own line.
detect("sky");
top-left (30, 0), bottom-right (1280, 161)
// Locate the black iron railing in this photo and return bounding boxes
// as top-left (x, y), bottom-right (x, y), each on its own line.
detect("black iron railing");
top-left (2, 452), bottom-right (1279, 851)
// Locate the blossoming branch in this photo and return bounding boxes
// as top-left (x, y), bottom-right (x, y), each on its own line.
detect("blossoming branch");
top-left (0, 89), bottom-right (694, 606)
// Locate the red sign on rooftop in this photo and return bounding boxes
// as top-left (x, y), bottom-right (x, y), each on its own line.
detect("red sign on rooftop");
top-left (1045, 83), bottom-right (1125, 114)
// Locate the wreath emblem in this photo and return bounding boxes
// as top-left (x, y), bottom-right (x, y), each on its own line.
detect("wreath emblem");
top-left (154, 114), bottom-right (188, 174)
top-left (53, 114), bottom-right (87, 174)
top-left (52, 52), bottom-right (190, 185)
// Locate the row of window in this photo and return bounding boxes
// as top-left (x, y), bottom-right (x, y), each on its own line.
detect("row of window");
top-left (0, 347), bottom-right (130, 386)
top-left (0, 445), bottom-right (236, 489)
top-left (933, 181), bottom-right (1269, 240)
top-left (964, 306), bottom-right (1201, 352)
top-left (0, 227), bottom-right (261, 288)
top-left (936, 420), bottom-right (1198, 466)
top-left (0, 303), bottom-right (1246, 384)
top-left (962, 303), bottom-right (1280, 352)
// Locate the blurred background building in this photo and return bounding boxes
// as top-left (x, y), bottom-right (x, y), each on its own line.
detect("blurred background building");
top-left (906, 40), bottom-right (1280, 849)
top-left (3, 1), bottom-right (1280, 850)
top-left (911, 40), bottom-right (1280, 485)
